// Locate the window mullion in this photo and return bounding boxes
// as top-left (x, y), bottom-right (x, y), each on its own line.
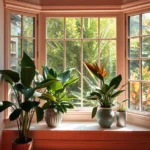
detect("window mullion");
top-left (98, 17), bottom-right (100, 87)
top-left (81, 17), bottom-right (83, 108)
top-left (64, 17), bottom-right (66, 71)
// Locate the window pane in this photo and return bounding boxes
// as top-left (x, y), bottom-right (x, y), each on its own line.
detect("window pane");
top-left (83, 40), bottom-right (98, 107)
top-left (142, 36), bottom-right (150, 57)
top-left (128, 60), bottom-right (139, 80)
top-left (100, 40), bottom-right (116, 82)
top-left (24, 39), bottom-right (35, 58)
top-left (142, 13), bottom-right (150, 35)
top-left (129, 82), bottom-right (140, 110)
top-left (142, 83), bottom-right (150, 112)
top-left (11, 14), bottom-right (21, 36)
top-left (66, 41), bottom-right (81, 107)
top-left (11, 38), bottom-right (22, 58)
top-left (83, 18), bottom-right (98, 38)
top-left (142, 60), bottom-right (150, 80)
top-left (46, 18), bottom-right (64, 39)
top-left (23, 16), bottom-right (35, 37)
top-left (46, 40), bottom-right (64, 72)
top-left (129, 38), bottom-right (139, 58)
top-left (129, 15), bottom-right (139, 36)
top-left (100, 18), bottom-right (116, 38)
top-left (66, 18), bottom-right (81, 38)
top-left (11, 60), bottom-right (21, 73)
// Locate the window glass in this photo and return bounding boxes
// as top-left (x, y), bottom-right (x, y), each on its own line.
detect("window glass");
top-left (128, 12), bottom-right (150, 112)
top-left (46, 17), bottom-right (116, 108)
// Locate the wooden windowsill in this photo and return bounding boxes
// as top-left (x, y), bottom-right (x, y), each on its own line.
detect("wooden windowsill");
top-left (4, 121), bottom-right (150, 131)
top-left (2, 121), bottom-right (150, 150)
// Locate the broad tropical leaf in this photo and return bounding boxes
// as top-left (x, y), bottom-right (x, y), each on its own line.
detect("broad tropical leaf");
top-left (92, 106), bottom-right (98, 118)
top-left (21, 52), bottom-right (36, 88)
top-left (0, 101), bottom-right (14, 112)
top-left (9, 109), bottom-right (22, 121)
top-left (0, 70), bottom-right (19, 84)
top-left (109, 74), bottom-right (122, 89)
top-left (36, 107), bottom-right (44, 123)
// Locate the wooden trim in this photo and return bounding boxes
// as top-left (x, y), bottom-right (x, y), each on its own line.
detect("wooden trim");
top-left (2, 128), bottom-right (150, 150)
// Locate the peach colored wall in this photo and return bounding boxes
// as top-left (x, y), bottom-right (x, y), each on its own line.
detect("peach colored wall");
top-left (0, 0), bottom-right (4, 150)
top-left (15, 0), bottom-right (40, 5)
top-left (122, 0), bottom-right (140, 4)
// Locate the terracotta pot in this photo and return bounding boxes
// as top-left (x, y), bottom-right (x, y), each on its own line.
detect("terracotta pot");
top-left (45, 108), bottom-right (63, 127)
top-left (96, 107), bottom-right (115, 128)
top-left (12, 138), bottom-right (33, 150)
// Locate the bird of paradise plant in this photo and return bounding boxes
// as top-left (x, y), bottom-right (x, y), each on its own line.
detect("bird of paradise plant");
top-left (85, 62), bottom-right (127, 118)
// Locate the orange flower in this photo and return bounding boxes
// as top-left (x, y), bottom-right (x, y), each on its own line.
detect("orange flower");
top-left (84, 62), bottom-right (108, 80)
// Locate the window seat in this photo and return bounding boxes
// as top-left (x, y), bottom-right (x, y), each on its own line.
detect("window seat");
top-left (2, 122), bottom-right (150, 150)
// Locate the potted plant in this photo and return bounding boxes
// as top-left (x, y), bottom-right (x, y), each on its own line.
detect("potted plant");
top-left (0, 52), bottom-right (57, 150)
top-left (116, 99), bottom-right (127, 127)
top-left (85, 62), bottom-right (126, 128)
top-left (35, 65), bottom-right (79, 127)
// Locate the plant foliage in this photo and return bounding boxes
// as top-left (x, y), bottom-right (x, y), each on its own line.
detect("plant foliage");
top-left (0, 52), bottom-right (57, 143)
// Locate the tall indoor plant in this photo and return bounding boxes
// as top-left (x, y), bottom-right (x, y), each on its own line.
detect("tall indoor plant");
top-left (85, 62), bottom-right (126, 128)
top-left (0, 52), bottom-right (57, 149)
top-left (35, 66), bottom-right (79, 127)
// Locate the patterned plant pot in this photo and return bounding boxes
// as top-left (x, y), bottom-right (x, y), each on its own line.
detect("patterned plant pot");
top-left (96, 107), bottom-right (115, 128)
top-left (45, 108), bottom-right (63, 127)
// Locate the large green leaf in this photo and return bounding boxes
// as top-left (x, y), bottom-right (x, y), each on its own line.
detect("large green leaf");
top-left (14, 83), bottom-right (25, 93)
top-left (36, 107), bottom-right (44, 123)
top-left (0, 101), bottom-right (14, 112)
top-left (21, 52), bottom-right (36, 88)
top-left (34, 79), bottom-right (57, 90)
top-left (101, 84), bottom-right (109, 94)
top-left (20, 101), bottom-right (34, 112)
top-left (40, 93), bottom-right (56, 101)
top-left (50, 81), bottom-right (63, 92)
top-left (111, 90), bottom-right (125, 98)
top-left (64, 77), bottom-right (79, 87)
top-left (42, 102), bottom-right (50, 110)
top-left (0, 70), bottom-right (19, 84)
top-left (57, 68), bottom-right (74, 84)
top-left (21, 88), bottom-right (35, 100)
top-left (42, 66), bottom-right (56, 80)
top-left (105, 85), bottom-right (115, 97)
top-left (9, 109), bottom-right (22, 121)
top-left (109, 74), bottom-right (122, 89)
top-left (92, 106), bottom-right (98, 118)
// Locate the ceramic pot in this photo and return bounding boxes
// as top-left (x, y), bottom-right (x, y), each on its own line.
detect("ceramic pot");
top-left (12, 138), bottom-right (33, 150)
top-left (96, 107), bottom-right (115, 128)
top-left (45, 108), bottom-right (63, 127)
top-left (116, 111), bottom-right (126, 127)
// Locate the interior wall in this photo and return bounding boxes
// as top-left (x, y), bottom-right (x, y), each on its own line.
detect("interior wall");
top-left (0, 0), bottom-right (4, 150)
top-left (122, 0), bottom-right (140, 4)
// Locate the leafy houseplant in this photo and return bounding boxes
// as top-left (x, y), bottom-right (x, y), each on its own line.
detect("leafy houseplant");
top-left (85, 62), bottom-right (126, 128)
top-left (0, 52), bottom-right (57, 148)
top-left (35, 66), bottom-right (79, 127)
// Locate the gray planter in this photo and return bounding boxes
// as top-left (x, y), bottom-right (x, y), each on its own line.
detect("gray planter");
top-left (45, 108), bottom-right (63, 127)
top-left (96, 107), bottom-right (115, 128)
top-left (116, 111), bottom-right (126, 127)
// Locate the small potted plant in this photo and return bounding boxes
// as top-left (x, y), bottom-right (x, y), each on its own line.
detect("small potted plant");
top-left (35, 65), bottom-right (79, 127)
top-left (85, 62), bottom-right (126, 128)
top-left (116, 99), bottom-right (128, 127)
top-left (0, 52), bottom-right (57, 150)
